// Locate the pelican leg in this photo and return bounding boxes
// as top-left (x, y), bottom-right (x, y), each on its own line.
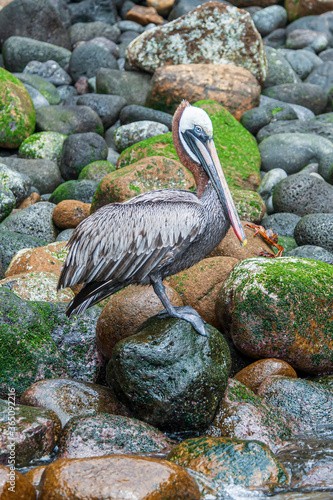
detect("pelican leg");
top-left (152, 280), bottom-right (207, 337)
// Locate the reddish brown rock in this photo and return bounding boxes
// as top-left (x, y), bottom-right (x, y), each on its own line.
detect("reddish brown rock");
top-left (125, 5), bottom-right (164, 25)
top-left (146, 0), bottom-right (175, 16)
top-left (74, 76), bottom-right (89, 95)
top-left (91, 156), bottom-right (195, 212)
top-left (209, 221), bottom-right (272, 260)
top-left (234, 358), bottom-right (297, 394)
top-left (21, 378), bottom-right (130, 427)
top-left (96, 284), bottom-right (183, 359)
top-left (24, 466), bottom-right (46, 491)
top-left (0, 465), bottom-right (36, 499)
top-left (166, 257), bottom-right (238, 328)
top-left (39, 455), bottom-right (200, 499)
top-left (52, 200), bottom-right (91, 229)
top-left (285, 0), bottom-right (333, 20)
top-left (147, 64), bottom-right (261, 118)
top-left (126, 2), bottom-right (267, 84)
top-left (17, 192), bottom-right (40, 209)
top-left (5, 241), bottom-right (67, 277)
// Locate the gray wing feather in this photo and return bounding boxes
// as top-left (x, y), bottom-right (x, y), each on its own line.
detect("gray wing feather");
top-left (58, 197), bottom-right (206, 289)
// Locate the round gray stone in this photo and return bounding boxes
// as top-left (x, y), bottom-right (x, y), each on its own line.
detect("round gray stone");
top-left (262, 83), bottom-right (328, 115)
top-left (286, 29), bottom-right (329, 53)
top-left (49, 179), bottom-right (99, 204)
top-left (252, 5), bottom-right (287, 37)
top-left (294, 214), bottom-right (333, 252)
top-left (257, 119), bottom-right (333, 143)
top-left (60, 133), bottom-right (108, 180)
top-left (0, 158), bottom-right (62, 195)
top-left (280, 49), bottom-right (323, 80)
top-left (0, 229), bottom-right (47, 269)
top-left (114, 121), bottom-right (169, 153)
top-left (23, 60), bottom-right (72, 86)
top-left (318, 153), bottom-right (333, 183)
top-left (56, 228), bottom-right (75, 242)
top-left (261, 46), bottom-right (299, 90)
top-left (69, 42), bottom-right (118, 83)
top-left (262, 213), bottom-right (301, 238)
top-left (0, 185), bottom-right (15, 222)
top-left (69, 21), bottom-right (120, 46)
top-left (120, 105), bottom-right (173, 130)
top-left (20, 83), bottom-right (50, 109)
top-left (0, 164), bottom-right (31, 205)
top-left (96, 69), bottom-right (153, 107)
top-left (241, 103), bottom-right (298, 136)
top-left (286, 244), bottom-right (333, 264)
top-left (36, 105), bottom-right (104, 135)
top-left (260, 95), bottom-right (315, 121)
top-left (76, 94), bottom-right (126, 129)
top-left (13, 73), bottom-right (61, 105)
top-left (258, 168), bottom-right (288, 201)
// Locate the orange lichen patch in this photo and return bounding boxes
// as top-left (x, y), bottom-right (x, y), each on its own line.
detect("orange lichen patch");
top-left (52, 200), bottom-right (91, 229)
top-left (125, 5), bottom-right (164, 25)
top-left (234, 359), bottom-right (297, 394)
top-left (5, 241), bottom-right (68, 277)
top-left (18, 192), bottom-right (40, 209)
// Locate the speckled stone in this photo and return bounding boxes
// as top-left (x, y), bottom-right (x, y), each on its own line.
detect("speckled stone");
top-left (261, 212), bottom-right (301, 238)
top-left (252, 6), bottom-right (287, 37)
top-left (286, 244), bottom-right (333, 264)
top-left (0, 229), bottom-right (47, 270)
top-left (257, 119), bottom-right (333, 144)
top-left (57, 414), bottom-right (175, 459)
top-left (0, 399), bottom-right (61, 467)
top-left (114, 121), bottom-right (169, 152)
top-left (168, 436), bottom-right (290, 490)
top-left (234, 358), bottom-right (297, 393)
top-left (0, 185), bottom-right (15, 222)
top-left (0, 271), bottom-right (74, 302)
top-left (0, 465), bottom-right (36, 499)
top-left (262, 83), bottom-right (327, 115)
top-left (240, 102), bottom-right (298, 136)
top-left (126, 2), bottom-right (267, 85)
top-left (0, 164), bottom-right (31, 206)
top-left (19, 131), bottom-right (66, 166)
top-left (216, 257), bottom-right (333, 374)
top-left (5, 241), bottom-right (67, 277)
top-left (206, 379), bottom-right (299, 453)
top-left (50, 179), bottom-right (98, 205)
top-left (23, 60), bottom-right (71, 86)
top-left (294, 213), bottom-right (333, 252)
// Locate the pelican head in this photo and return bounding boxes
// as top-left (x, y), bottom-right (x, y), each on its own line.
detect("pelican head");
top-left (173, 100), bottom-right (247, 247)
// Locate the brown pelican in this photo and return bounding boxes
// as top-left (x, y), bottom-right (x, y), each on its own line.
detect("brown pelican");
top-left (58, 100), bottom-right (247, 336)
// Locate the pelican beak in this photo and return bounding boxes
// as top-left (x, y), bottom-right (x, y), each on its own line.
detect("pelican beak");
top-left (193, 136), bottom-right (247, 247)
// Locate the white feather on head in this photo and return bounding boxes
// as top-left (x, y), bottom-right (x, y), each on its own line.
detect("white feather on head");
top-left (178, 104), bottom-right (213, 164)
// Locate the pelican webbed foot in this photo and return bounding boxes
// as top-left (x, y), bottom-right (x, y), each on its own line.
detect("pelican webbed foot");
top-left (158, 306), bottom-right (207, 337)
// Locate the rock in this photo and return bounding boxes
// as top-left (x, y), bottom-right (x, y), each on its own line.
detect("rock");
top-left (208, 221), bottom-right (273, 260)
top-left (118, 20), bottom-right (145, 33)
top-left (96, 69), bottom-right (153, 106)
top-left (263, 28), bottom-right (286, 49)
top-left (0, 163), bottom-right (31, 205)
top-left (1, 201), bottom-right (58, 242)
top-left (306, 61), bottom-right (333, 103)
top-left (50, 179), bottom-right (98, 204)
top-left (125, 5), bottom-right (164, 25)
top-left (19, 131), bottom-right (66, 166)
top-left (216, 257), bottom-right (333, 374)
top-left (60, 133), bottom-right (108, 180)
top-left (257, 168), bottom-right (288, 215)
top-left (294, 213), bottom-right (333, 252)
top-left (0, 0), bottom-right (70, 49)
top-left (285, 11), bottom-right (333, 41)
top-left (166, 257), bottom-right (238, 328)
top-left (0, 185), bottom-right (15, 221)
top-left (126, 2), bottom-right (267, 85)
top-left (14, 72), bottom-right (60, 105)
top-left (107, 316), bottom-right (231, 433)
top-left (285, 0), bottom-right (333, 21)
top-left (0, 399), bottom-right (61, 467)
top-left (57, 414), bottom-right (175, 459)
top-left (69, 42), bottom-right (118, 83)
top-left (0, 68), bottom-right (35, 149)
top-left (23, 60), bottom-right (71, 86)
top-left (5, 241), bottom-right (67, 277)
top-left (23, 82), bottom-right (50, 109)
top-left (252, 5), bottom-right (287, 37)
top-left (206, 379), bottom-right (298, 452)
top-left (56, 228), bottom-right (75, 241)
top-left (0, 271), bottom-right (73, 302)
top-left (257, 119), bottom-right (333, 143)
top-left (263, 47), bottom-right (299, 89)
top-left (0, 465), bottom-right (36, 499)
top-left (91, 156), bottom-right (195, 211)
top-left (286, 244), bottom-right (333, 264)
top-left (18, 192), bottom-right (41, 209)
top-left (120, 105), bottom-right (173, 130)
top-left (318, 152), bottom-right (333, 183)
top-left (68, 0), bottom-right (117, 25)
top-left (52, 200), bottom-right (90, 229)
top-left (240, 102), bottom-right (298, 136)
top-left (147, 64), bottom-right (261, 118)
top-left (282, 48), bottom-right (323, 80)
top-left (114, 121), bottom-right (169, 152)
top-left (262, 83), bottom-right (327, 115)
top-left (57, 85), bottom-right (78, 102)
top-left (96, 284), bottom-right (182, 360)
top-left (0, 157), bottom-right (62, 195)
top-left (78, 160), bottom-right (116, 182)
top-left (77, 94), bottom-right (126, 129)
top-left (36, 105), bottom-right (104, 135)
top-left (21, 379), bottom-right (129, 426)
top-left (24, 466), bottom-right (46, 490)
top-left (39, 455), bottom-right (200, 499)
top-left (261, 212), bottom-right (301, 238)
top-left (74, 77), bottom-right (89, 95)
top-left (69, 21), bottom-right (121, 46)
top-left (0, 228), bottom-right (47, 270)
top-left (259, 134), bottom-right (333, 174)
top-left (117, 102), bottom-right (261, 192)
top-left (234, 358), bottom-right (297, 393)
top-left (168, 436), bottom-right (290, 491)
top-left (258, 376), bottom-right (333, 431)
top-left (286, 29), bottom-right (329, 53)
top-left (3, 38), bottom-right (70, 75)
top-left (260, 94), bottom-right (316, 120)
top-left (273, 174), bottom-right (333, 215)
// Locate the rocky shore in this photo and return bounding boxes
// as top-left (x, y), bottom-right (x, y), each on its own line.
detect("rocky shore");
top-left (0, 0), bottom-right (333, 497)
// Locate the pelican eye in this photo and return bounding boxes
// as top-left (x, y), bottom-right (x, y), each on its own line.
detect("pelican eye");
top-left (194, 125), bottom-right (203, 134)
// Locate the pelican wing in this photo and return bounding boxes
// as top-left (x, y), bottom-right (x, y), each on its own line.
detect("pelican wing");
top-left (58, 195), bottom-right (206, 290)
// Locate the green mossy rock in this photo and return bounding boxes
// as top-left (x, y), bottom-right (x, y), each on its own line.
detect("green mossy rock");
top-left (19, 131), bottom-right (66, 166)
top-left (258, 376), bottom-right (333, 432)
top-left (78, 160), bottom-right (116, 182)
top-left (50, 179), bottom-right (98, 204)
top-left (168, 436), bottom-right (290, 491)
top-left (106, 316), bottom-right (231, 434)
top-left (206, 378), bottom-right (298, 453)
top-left (117, 100), bottom-right (261, 192)
top-left (14, 73), bottom-right (61, 105)
top-left (0, 185), bottom-right (15, 221)
top-left (274, 236), bottom-right (297, 254)
top-left (0, 68), bottom-right (35, 148)
top-left (216, 257), bottom-right (333, 374)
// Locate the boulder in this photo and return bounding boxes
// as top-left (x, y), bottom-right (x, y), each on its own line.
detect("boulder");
top-left (0, 465), bottom-right (36, 499)
top-left (0, 271), bottom-right (74, 302)
top-left (5, 241), bottom-right (67, 277)
top-left (234, 358), bottom-right (297, 393)
top-left (19, 131), bottom-right (66, 166)
top-left (52, 200), bottom-right (91, 229)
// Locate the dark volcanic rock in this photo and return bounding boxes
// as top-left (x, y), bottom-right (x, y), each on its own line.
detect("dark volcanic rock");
top-left (0, 228), bottom-right (46, 269)
top-left (286, 245), bottom-right (333, 264)
top-left (36, 105), bottom-right (104, 135)
top-left (262, 83), bottom-right (327, 114)
top-left (69, 22), bottom-right (120, 46)
top-left (68, 0), bottom-right (117, 24)
top-left (120, 104), bottom-right (173, 129)
top-left (77, 94), bottom-right (126, 129)
top-left (294, 213), bottom-right (333, 252)
top-left (96, 69), bottom-right (153, 106)
top-left (107, 316), bottom-right (231, 434)
top-left (262, 212), bottom-right (301, 238)
top-left (69, 43), bottom-right (118, 83)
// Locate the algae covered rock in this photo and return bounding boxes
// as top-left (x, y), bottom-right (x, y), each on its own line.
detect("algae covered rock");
top-left (91, 156), bottom-right (195, 211)
top-left (107, 316), bottom-right (231, 433)
top-left (0, 185), bottom-right (16, 221)
top-left (117, 100), bottom-right (261, 193)
top-left (216, 257), bottom-right (333, 374)
top-left (0, 68), bottom-right (35, 148)
top-left (0, 271), bottom-right (74, 302)
top-left (50, 179), bottom-right (98, 204)
top-left (78, 160), bottom-right (116, 182)
top-left (19, 131), bottom-right (66, 166)
top-left (168, 436), bottom-right (290, 491)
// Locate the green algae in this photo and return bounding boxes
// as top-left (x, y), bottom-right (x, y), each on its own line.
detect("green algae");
top-left (78, 161), bottom-right (116, 182)
top-left (19, 131), bottom-right (66, 165)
